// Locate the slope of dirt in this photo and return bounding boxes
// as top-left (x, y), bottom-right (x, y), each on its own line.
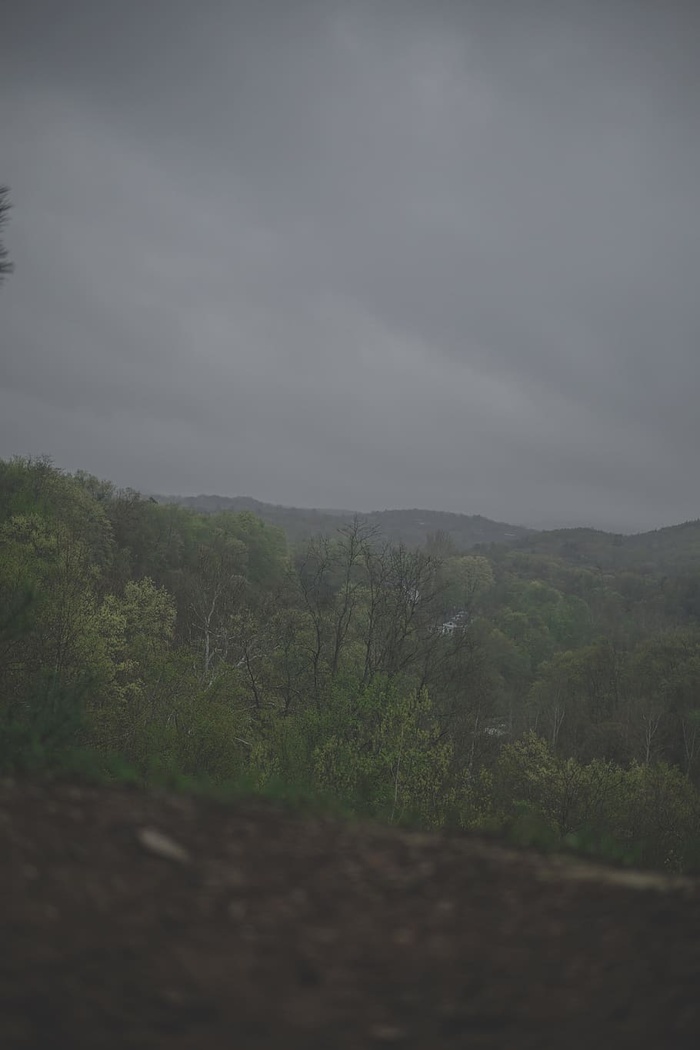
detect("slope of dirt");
top-left (1, 778), bottom-right (699, 1049)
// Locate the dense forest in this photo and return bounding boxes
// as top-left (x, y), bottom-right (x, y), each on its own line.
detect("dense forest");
top-left (160, 493), bottom-right (533, 549)
top-left (2, 455), bottom-right (700, 873)
top-left (164, 492), bottom-right (700, 574)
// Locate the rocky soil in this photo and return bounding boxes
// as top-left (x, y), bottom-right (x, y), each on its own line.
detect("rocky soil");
top-left (2, 778), bottom-right (699, 1048)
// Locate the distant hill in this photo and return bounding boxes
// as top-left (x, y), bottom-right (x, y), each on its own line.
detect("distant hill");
top-left (157, 494), bottom-right (533, 550)
top-left (156, 493), bottom-right (700, 574)
top-left (502, 520), bottom-right (700, 575)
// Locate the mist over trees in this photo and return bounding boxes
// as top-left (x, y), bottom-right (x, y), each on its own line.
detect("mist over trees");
top-left (2, 455), bottom-right (700, 872)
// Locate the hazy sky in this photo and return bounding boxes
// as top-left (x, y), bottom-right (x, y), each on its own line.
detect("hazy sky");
top-left (1, 0), bottom-right (699, 531)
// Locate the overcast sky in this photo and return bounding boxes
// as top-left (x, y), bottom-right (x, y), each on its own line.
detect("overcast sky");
top-left (1, 0), bottom-right (699, 532)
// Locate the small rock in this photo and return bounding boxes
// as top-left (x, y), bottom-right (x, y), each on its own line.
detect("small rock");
top-left (227, 900), bottom-right (248, 921)
top-left (435, 899), bottom-right (454, 915)
top-left (137, 826), bottom-right (190, 864)
top-left (312, 926), bottom-right (339, 944)
top-left (160, 988), bottom-right (187, 1007)
top-left (203, 864), bottom-right (246, 890)
top-left (369, 1023), bottom-right (407, 1042)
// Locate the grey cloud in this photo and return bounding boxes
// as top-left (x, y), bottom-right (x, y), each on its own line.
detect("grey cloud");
top-left (1, 1), bottom-right (699, 531)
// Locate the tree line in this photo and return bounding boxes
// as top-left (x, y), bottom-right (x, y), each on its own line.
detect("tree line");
top-left (1, 455), bottom-right (699, 872)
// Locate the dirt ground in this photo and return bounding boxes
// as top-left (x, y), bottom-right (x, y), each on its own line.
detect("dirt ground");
top-left (1, 778), bottom-right (699, 1049)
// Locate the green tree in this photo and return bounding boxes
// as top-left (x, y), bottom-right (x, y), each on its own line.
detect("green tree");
top-left (0, 186), bottom-right (13, 286)
top-left (310, 679), bottom-right (454, 826)
top-left (441, 554), bottom-right (494, 617)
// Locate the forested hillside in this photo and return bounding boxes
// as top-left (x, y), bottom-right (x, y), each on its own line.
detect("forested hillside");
top-left (160, 493), bottom-right (533, 549)
top-left (504, 521), bottom-right (700, 575)
top-left (3, 455), bottom-right (700, 873)
top-left (163, 491), bottom-right (700, 576)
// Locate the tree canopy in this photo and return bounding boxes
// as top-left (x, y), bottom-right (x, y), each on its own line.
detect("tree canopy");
top-left (2, 455), bottom-right (700, 873)
top-left (0, 186), bottom-right (13, 286)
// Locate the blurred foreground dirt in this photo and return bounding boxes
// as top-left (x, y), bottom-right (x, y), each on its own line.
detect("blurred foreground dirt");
top-left (1, 779), bottom-right (699, 1048)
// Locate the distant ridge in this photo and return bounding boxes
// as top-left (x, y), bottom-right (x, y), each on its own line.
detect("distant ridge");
top-left (157, 493), bottom-right (533, 550)
top-left (156, 493), bottom-right (700, 573)
top-left (509, 519), bottom-right (700, 574)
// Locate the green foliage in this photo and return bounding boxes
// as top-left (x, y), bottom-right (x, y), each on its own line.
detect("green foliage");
top-left (243, 678), bottom-right (454, 827)
top-left (507, 520), bottom-right (700, 576)
top-left (3, 456), bottom-right (700, 873)
top-left (476, 733), bottom-right (700, 871)
top-left (440, 554), bottom-right (494, 614)
top-left (310, 680), bottom-right (455, 826)
top-left (0, 184), bottom-right (13, 284)
top-left (492, 732), bottom-right (625, 837)
top-left (165, 496), bottom-right (532, 550)
top-left (0, 665), bottom-right (91, 774)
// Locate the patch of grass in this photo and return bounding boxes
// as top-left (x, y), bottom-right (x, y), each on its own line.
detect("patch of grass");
top-left (0, 672), bottom-right (91, 776)
top-left (39, 751), bottom-right (356, 822)
top-left (6, 731), bottom-right (694, 878)
top-left (562, 828), bottom-right (643, 869)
